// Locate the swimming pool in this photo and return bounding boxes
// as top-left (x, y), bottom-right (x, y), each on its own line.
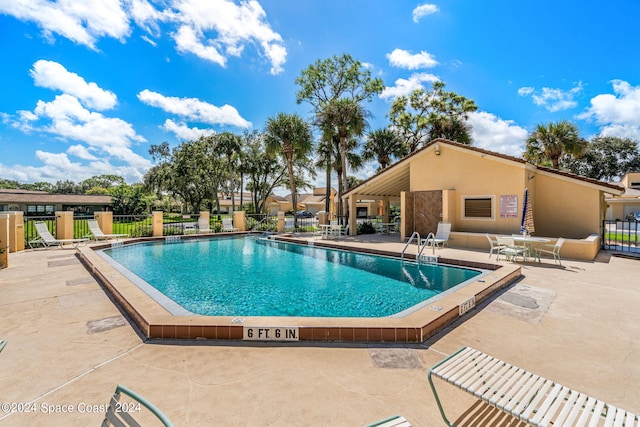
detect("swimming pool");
top-left (99, 236), bottom-right (483, 318)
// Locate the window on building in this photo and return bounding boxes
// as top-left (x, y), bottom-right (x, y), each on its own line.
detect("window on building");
top-left (463, 197), bottom-right (494, 219)
top-left (25, 205), bottom-right (55, 215)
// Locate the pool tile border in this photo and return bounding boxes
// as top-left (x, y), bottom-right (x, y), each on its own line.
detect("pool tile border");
top-left (77, 234), bottom-right (521, 343)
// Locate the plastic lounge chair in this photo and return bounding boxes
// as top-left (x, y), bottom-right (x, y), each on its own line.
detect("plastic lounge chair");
top-left (28, 222), bottom-right (89, 249)
top-left (222, 218), bottom-right (239, 232)
top-left (102, 384), bottom-right (174, 427)
top-left (86, 219), bottom-right (129, 241)
top-left (197, 217), bottom-right (213, 233)
top-left (426, 222), bottom-right (451, 248)
top-left (363, 415), bottom-right (412, 426)
top-left (496, 237), bottom-right (526, 262)
top-left (428, 346), bottom-right (639, 427)
top-left (536, 237), bottom-right (564, 265)
top-left (485, 234), bottom-right (506, 258)
top-left (0, 339), bottom-right (6, 353)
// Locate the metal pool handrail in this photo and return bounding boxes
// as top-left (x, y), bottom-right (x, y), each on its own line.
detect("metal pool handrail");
top-left (401, 231), bottom-right (420, 262)
top-left (418, 232), bottom-right (436, 259)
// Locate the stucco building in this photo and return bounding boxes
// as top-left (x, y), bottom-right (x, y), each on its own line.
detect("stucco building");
top-left (343, 139), bottom-right (624, 243)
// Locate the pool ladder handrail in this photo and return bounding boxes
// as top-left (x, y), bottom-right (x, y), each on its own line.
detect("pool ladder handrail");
top-left (401, 231), bottom-right (420, 262)
top-left (418, 232), bottom-right (436, 259)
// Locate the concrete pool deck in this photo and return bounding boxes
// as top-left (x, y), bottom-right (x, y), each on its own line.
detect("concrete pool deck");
top-left (1, 235), bottom-right (639, 426)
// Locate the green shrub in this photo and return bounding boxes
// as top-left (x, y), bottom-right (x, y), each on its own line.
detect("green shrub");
top-left (357, 221), bottom-right (376, 235)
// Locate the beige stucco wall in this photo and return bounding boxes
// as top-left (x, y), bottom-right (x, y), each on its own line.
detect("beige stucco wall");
top-left (407, 144), bottom-right (605, 239)
top-left (533, 172), bottom-right (602, 238)
top-left (409, 145), bottom-right (528, 235)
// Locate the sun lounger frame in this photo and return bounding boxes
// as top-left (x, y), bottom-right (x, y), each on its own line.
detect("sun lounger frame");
top-left (428, 346), bottom-right (638, 427)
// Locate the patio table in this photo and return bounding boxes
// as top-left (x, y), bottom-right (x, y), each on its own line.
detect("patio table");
top-left (512, 235), bottom-right (550, 262)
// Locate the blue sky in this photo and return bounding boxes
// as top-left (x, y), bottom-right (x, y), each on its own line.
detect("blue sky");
top-left (1, 0), bottom-right (640, 188)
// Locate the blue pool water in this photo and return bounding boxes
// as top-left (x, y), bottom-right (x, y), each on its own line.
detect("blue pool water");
top-left (100, 237), bottom-right (482, 318)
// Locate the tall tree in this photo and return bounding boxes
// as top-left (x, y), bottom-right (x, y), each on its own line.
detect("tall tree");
top-left (214, 132), bottom-right (243, 211)
top-left (296, 53), bottom-right (384, 219)
top-left (315, 98), bottom-right (368, 218)
top-left (561, 136), bottom-right (640, 180)
top-left (264, 113), bottom-right (313, 227)
top-left (389, 81), bottom-right (477, 152)
top-left (243, 133), bottom-right (287, 214)
top-left (524, 120), bottom-right (587, 169)
top-left (362, 128), bottom-right (408, 170)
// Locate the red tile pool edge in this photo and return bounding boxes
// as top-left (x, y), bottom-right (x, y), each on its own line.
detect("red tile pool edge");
top-left (76, 234), bottom-right (521, 343)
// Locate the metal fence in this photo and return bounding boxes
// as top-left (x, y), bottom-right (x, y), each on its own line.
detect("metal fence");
top-left (22, 212), bottom-right (381, 242)
top-left (602, 220), bottom-right (640, 255)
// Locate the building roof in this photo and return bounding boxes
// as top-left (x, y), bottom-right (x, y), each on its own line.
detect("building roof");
top-left (0, 190), bottom-right (112, 204)
top-left (344, 139), bottom-right (625, 198)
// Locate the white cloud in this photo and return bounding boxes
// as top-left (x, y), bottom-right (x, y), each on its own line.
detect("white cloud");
top-left (168, 0), bottom-right (287, 74)
top-left (138, 89), bottom-right (252, 128)
top-left (67, 144), bottom-right (98, 160)
top-left (518, 82), bottom-right (583, 112)
top-left (578, 80), bottom-right (640, 139)
top-left (387, 48), bottom-right (437, 70)
top-left (380, 73), bottom-right (439, 100)
top-left (517, 86), bottom-right (534, 96)
top-left (468, 111), bottom-right (529, 157)
top-left (0, 0), bottom-right (287, 74)
top-left (162, 119), bottom-right (217, 141)
top-left (0, 0), bottom-right (131, 49)
top-left (412, 3), bottom-right (439, 23)
top-left (30, 60), bottom-right (117, 110)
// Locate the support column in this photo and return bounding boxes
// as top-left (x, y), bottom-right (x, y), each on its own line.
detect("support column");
top-left (95, 211), bottom-right (113, 234)
top-left (277, 211), bottom-right (285, 233)
top-left (348, 194), bottom-right (357, 236)
top-left (382, 196), bottom-right (390, 223)
top-left (152, 211), bottom-right (164, 237)
top-left (9, 211), bottom-right (25, 252)
top-left (55, 211), bottom-right (74, 239)
top-left (0, 214), bottom-right (9, 268)
top-left (233, 211), bottom-right (246, 231)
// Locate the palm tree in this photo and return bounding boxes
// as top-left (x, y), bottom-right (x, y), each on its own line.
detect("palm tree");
top-left (428, 116), bottom-right (473, 144)
top-left (362, 128), bottom-right (408, 170)
top-left (315, 98), bottom-right (368, 220)
top-left (264, 113), bottom-right (313, 227)
top-left (214, 132), bottom-right (243, 211)
top-left (524, 121), bottom-right (586, 169)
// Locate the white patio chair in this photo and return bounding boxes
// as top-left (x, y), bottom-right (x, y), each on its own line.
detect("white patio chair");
top-left (536, 237), bottom-right (565, 265)
top-left (485, 234), bottom-right (506, 258)
top-left (28, 222), bottom-right (89, 249)
top-left (426, 222), bottom-right (451, 248)
top-left (496, 237), bottom-right (526, 262)
top-left (221, 218), bottom-right (239, 232)
top-left (102, 384), bottom-right (174, 427)
top-left (197, 217), bottom-right (213, 233)
top-left (86, 219), bottom-right (129, 241)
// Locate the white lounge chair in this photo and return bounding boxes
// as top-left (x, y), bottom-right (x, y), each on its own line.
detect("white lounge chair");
top-left (197, 217), bottom-right (213, 233)
top-left (102, 384), bottom-right (174, 427)
top-left (221, 218), bottom-right (238, 232)
top-left (428, 346), bottom-right (639, 427)
top-left (363, 415), bottom-right (412, 426)
top-left (485, 233), bottom-right (506, 258)
top-left (86, 219), bottom-right (129, 241)
top-left (28, 222), bottom-right (89, 249)
top-left (426, 222), bottom-right (451, 248)
top-left (536, 237), bottom-right (565, 265)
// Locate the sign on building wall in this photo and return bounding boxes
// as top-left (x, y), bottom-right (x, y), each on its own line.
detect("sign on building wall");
top-left (500, 195), bottom-right (518, 218)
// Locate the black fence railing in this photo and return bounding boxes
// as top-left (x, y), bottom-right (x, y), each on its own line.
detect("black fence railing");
top-left (602, 220), bottom-right (639, 255)
top-left (22, 212), bottom-right (388, 242)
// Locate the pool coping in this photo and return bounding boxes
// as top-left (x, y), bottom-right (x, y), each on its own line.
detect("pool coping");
top-left (76, 233), bottom-right (522, 343)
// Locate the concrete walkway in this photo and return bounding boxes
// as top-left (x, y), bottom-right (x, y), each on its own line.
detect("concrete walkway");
top-left (0, 239), bottom-right (639, 426)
